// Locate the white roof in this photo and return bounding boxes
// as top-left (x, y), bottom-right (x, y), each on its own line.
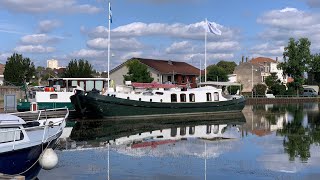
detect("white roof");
top-left (0, 114), bottom-right (25, 125)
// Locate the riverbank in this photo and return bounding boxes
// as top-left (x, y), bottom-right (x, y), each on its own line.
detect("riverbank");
top-left (245, 96), bottom-right (320, 105)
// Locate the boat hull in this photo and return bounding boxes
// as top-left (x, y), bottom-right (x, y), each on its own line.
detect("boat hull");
top-left (0, 141), bottom-right (56, 180)
top-left (71, 91), bottom-right (246, 118)
top-left (17, 102), bottom-right (74, 112)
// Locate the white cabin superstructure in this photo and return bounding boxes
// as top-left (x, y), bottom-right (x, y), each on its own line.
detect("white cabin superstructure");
top-left (108, 86), bottom-right (237, 103)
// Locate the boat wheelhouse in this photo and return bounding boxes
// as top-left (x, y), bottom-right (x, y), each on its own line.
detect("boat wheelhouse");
top-left (17, 78), bottom-right (108, 112)
top-left (71, 82), bottom-right (246, 118)
top-left (0, 108), bottom-right (68, 179)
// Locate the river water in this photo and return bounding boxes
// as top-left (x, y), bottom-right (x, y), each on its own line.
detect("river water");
top-left (38, 103), bottom-right (320, 180)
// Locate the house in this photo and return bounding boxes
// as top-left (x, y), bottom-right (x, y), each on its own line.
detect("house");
top-left (234, 57), bottom-right (286, 93)
top-left (110, 57), bottom-right (201, 88)
top-left (249, 57), bottom-right (286, 84)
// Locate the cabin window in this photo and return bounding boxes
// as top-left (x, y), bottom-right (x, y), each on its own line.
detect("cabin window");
top-left (214, 92), bottom-right (219, 101)
top-left (86, 81), bottom-right (94, 91)
top-left (189, 93), bottom-right (195, 102)
top-left (79, 81), bottom-right (85, 90)
top-left (0, 128), bottom-right (23, 143)
top-left (155, 92), bottom-right (164, 95)
top-left (180, 94), bottom-right (186, 102)
top-left (189, 126), bottom-right (195, 135)
top-left (206, 93), bottom-right (212, 101)
top-left (180, 127), bottom-right (186, 136)
top-left (50, 94), bottom-right (58, 99)
top-left (95, 81), bottom-right (103, 91)
top-left (71, 80), bottom-right (78, 87)
top-left (171, 94), bottom-right (177, 102)
top-left (171, 128), bottom-right (177, 137)
top-left (206, 125), bottom-right (212, 134)
top-left (213, 125), bottom-right (219, 134)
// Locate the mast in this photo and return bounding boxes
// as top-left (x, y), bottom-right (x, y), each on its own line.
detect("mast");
top-left (204, 18), bottom-right (207, 82)
top-left (107, 1), bottom-right (111, 90)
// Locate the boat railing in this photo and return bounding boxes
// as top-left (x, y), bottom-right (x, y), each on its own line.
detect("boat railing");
top-left (1, 108), bottom-right (69, 150)
top-left (10, 108), bottom-right (69, 122)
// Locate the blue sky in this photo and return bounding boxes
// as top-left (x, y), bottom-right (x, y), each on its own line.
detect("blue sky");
top-left (0, 0), bottom-right (320, 72)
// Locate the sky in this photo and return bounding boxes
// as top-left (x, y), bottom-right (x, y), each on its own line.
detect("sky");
top-left (0, 0), bottom-right (320, 72)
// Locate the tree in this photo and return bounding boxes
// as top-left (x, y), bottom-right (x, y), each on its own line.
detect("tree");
top-left (308, 54), bottom-right (320, 84)
top-left (265, 73), bottom-right (286, 95)
top-left (123, 59), bottom-right (154, 83)
top-left (4, 53), bottom-right (36, 86)
top-left (63, 59), bottom-right (94, 78)
top-left (206, 65), bottom-right (228, 82)
top-left (253, 83), bottom-right (267, 96)
top-left (278, 38), bottom-right (311, 94)
top-left (216, 60), bottom-right (237, 74)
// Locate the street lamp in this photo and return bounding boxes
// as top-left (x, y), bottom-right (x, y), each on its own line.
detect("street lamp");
top-left (251, 65), bottom-right (258, 98)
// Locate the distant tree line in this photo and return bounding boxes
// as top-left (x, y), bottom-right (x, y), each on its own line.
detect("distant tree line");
top-left (3, 53), bottom-right (95, 86)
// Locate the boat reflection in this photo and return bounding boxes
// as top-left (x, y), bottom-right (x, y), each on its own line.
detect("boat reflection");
top-left (60, 112), bottom-right (246, 154)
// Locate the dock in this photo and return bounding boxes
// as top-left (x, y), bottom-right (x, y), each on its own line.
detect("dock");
top-left (0, 173), bottom-right (25, 180)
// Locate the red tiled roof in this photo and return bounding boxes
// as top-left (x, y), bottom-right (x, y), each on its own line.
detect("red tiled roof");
top-left (135, 57), bottom-right (200, 75)
top-left (287, 77), bottom-right (294, 83)
top-left (0, 64), bottom-right (5, 75)
top-left (250, 57), bottom-right (277, 64)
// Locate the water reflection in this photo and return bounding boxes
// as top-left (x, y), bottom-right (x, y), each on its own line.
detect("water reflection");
top-left (242, 103), bottom-right (320, 162)
top-left (39, 104), bottom-right (320, 179)
top-left (64, 113), bottom-right (246, 156)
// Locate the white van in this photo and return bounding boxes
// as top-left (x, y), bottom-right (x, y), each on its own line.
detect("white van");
top-left (302, 88), bottom-right (317, 97)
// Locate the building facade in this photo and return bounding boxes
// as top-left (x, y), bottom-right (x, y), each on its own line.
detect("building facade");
top-left (47, 59), bottom-right (59, 69)
top-left (110, 58), bottom-right (201, 88)
top-left (234, 57), bottom-right (286, 93)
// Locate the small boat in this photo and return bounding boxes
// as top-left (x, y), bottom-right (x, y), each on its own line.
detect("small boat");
top-left (0, 108), bottom-right (69, 179)
top-left (70, 82), bottom-right (246, 118)
top-left (17, 78), bottom-right (108, 112)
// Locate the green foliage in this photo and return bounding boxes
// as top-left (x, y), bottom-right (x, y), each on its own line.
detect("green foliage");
top-left (123, 59), bottom-right (154, 83)
top-left (309, 54), bottom-right (320, 83)
top-left (206, 65), bottom-right (228, 82)
top-left (4, 53), bottom-right (36, 86)
top-left (63, 59), bottom-right (94, 78)
top-left (265, 73), bottom-right (286, 95)
top-left (216, 60), bottom-right (237, 74)
top-left (228, 85), bottom-right (243, 95)
top-left (278, 38), bottom-right (311, 94)
top-left (253, 83), bottom-right (267, 96)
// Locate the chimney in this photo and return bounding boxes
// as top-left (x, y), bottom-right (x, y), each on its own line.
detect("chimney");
top-left (245, 57), bottom-right (248, 62)
top-left (276, 57), bottom-right (278, 62)
top-left (242, 56), bottom-right (244, 63)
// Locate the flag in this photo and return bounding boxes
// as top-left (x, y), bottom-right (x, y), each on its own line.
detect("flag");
top-left (207, 21), bottom-right (221, 35)
top-left (109, 2), bottom-right (112, 23)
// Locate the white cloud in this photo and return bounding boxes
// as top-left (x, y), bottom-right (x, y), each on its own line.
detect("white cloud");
top-left (38, 20), bottom-right (61, 33)
top-left (79, 20), bottom-right (241, 70)
top-left (14, 45), bottom-right (55, 53)
top-left (87, 21), bottom-right (239, 41)
top-left (21, 34), bottom-right (62, 45)
top-left (70, 49), bottom-right (105, 59)
top-left (86, 38), bottom-right (144, 51)
top-left (249, 43), bottom-right (284, 58)
top-left (0, 52), bottom-right (11, 62)
top-left (253, 7), bottom-right (320, 57)
top-left (0, 0), bottom-right (101, 14)
top-left (165, 41), bottom-right (193, 54)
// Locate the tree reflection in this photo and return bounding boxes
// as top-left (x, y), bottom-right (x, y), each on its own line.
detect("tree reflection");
top-left (277, 105), bottom-right (312, 162)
